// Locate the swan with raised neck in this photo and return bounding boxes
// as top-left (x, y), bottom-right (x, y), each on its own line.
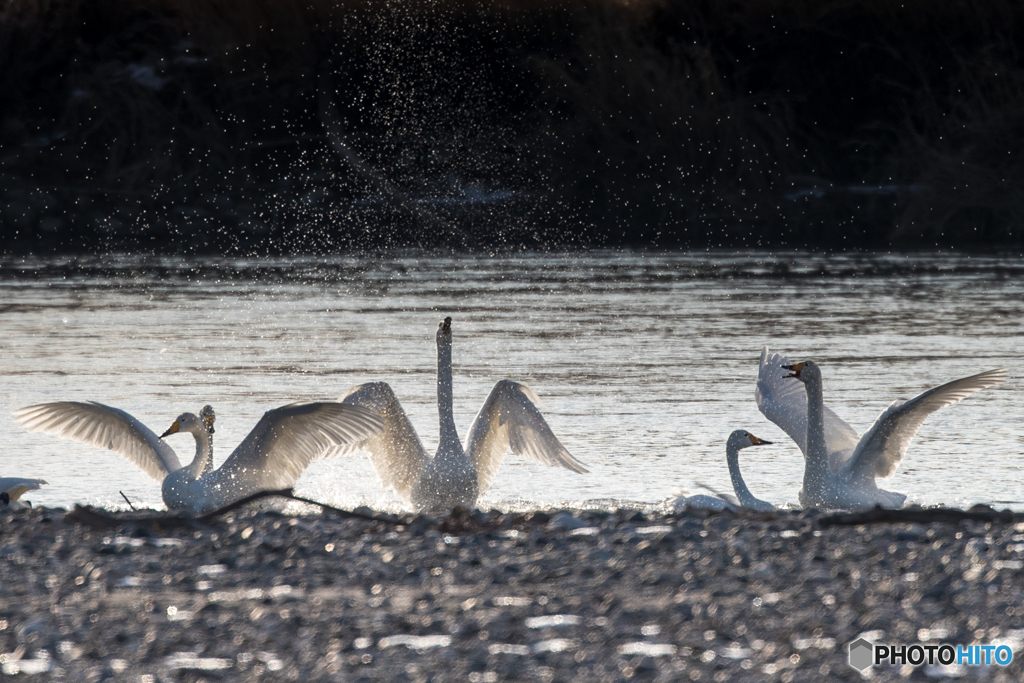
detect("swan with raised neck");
top-left (675, 430), bottom-right (774, 511)
top-left (410, 317), bottom-right (479, 510)
top-left (784, 360), bottom-right (906, 509)
top-left (340, 316), bottom-right (588, 512)
top-left (725, 430), bottom-right (774, 511)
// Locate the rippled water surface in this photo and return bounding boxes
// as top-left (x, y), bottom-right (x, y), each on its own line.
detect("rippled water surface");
top-left (2, 251), bottom-right (1021, 511)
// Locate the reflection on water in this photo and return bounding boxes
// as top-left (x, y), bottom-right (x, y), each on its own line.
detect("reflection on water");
top-left (1, 251), bottom-right (1020, 511)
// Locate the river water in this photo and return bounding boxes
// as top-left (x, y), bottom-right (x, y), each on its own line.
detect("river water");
top-left (1, 251), bottom-right (1021, 512)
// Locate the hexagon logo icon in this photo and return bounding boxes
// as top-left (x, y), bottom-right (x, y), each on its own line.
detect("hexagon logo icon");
top-left (848, 638), bottom-right (874, 671)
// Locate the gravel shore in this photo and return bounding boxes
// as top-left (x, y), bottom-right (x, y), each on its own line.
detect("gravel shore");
top-left (1, 504), bottom-right (1022, 682)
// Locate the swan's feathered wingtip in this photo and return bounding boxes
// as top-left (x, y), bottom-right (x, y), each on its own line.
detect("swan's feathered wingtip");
top-left (507, 380), bottom-right (587, 473)
top-left (757, 346), bottom-right (792, 373)
top-left (11, 402), bottom-right (56, 423)
top-left (755, 346), bottom-right (795, 406)
top-left (563, 455), bottom-right (589, 475)
top-left (12, 400), bottom-right (110, 432)
top-left (978, 367), bottom-right (1009, 386)
top-left (510, 380), bottom-right (547, 410)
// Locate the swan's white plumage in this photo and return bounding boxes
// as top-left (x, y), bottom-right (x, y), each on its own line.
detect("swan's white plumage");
top-left (843, 368), bottom-right (1009, 482)
top-left (336, 382), bottom-right (428, 499)
top-left (0, 477), bottom-right (48, 502)
top-left (13, 401), bottom-right (181, 479)
top-left (672, 430), bottom-right (774, 512)
top-left (675, 492), bottom-right (737, 512)
top-left (758, 348), bottom-right (1007, 509)
top-left (209, 401), bottom-right (387, 492)
top-left (339, 317), bottom-right (586, 511)
top-left (14, 400), bottom-right (384, 514)
top-left (755, 349), bottom-right (858, 469)
top-left (466, 379), bottom-right (588, 494)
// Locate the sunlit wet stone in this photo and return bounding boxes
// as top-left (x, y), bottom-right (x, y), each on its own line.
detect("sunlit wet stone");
top-left (532, 639), bottom-right (575, 653)
top-left (163, 652), bottom-right (233, 671)
top-left (525, 615), bottom-right (581, 629)
top-left (618, 642), bottom-right (677, 657)
top-left (0, 654), bottom-right (53, 675)
top-left (378, 635), bottom-right (452, 650)
top-left (488, 643), bottom-right (529, 656)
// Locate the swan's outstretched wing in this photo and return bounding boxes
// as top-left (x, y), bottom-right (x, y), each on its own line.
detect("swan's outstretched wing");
top-left (13, 401), bottom-right (181, 480)
top-left (334, 382), bottom-right (429, 499)
top-left (755, 347), bottom-right (860, 464)
top-left (213, 401), bottom-right (385, 490)
top-left (844, 368), bottom-right (1008, 482)
top-left (0, 477), bottom-right (47, 501)
top-left (465, 380), bottom-right (587, 494)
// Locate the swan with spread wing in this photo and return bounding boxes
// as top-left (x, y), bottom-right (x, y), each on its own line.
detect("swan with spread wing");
top-left (756, 347), bottom-right (1006, 509)
top-left (336, 317), bottom-right (588, 511)
top-left (14, 400), bottom-right (383, 514)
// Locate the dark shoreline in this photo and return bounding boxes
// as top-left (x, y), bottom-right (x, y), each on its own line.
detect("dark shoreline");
top-left (4, 0), bottom-right (1024, 253)
top-left (2, 503), bottom-right (1022, 681)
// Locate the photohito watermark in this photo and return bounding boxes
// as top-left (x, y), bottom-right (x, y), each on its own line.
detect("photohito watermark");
top-left (848, 637), bottom-right (1014, 671)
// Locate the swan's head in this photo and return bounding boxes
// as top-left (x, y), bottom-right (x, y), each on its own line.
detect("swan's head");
top-left (436, 316), bottom-right (453, 346)
top-left (782, 360), bottom-right (821, 384)
top-left (729, 429), bottom-right (773, 451)
top-left (199, 405), bottom-right (216, 434)
top-left (160, 412), bottom-right (204, 438)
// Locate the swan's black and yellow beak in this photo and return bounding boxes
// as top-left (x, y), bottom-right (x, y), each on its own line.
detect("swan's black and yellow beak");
top-left (782, 362), bottom-right (806, 379)
top-left (747, 434), bottom-right (773, 446)
top-left (160, 421), bottom-right (180, 438)
top-left (441, 317), bottom-right (452, 334)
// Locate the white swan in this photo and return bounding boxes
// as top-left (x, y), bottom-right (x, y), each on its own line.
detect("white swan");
top-left (14, 400), bottom-right (383, 514)
top-left (335, 316), bottom-right (588, 511)
top-left (1, 477), bottom-right (47, 509)
top-left (756, 347), bottom-right (1007, 509)
top-left (674, 430), bottom-right (774, 511)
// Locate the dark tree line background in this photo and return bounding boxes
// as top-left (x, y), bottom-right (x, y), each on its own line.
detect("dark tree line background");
top-left (2, 0), bottom-right (1024, 253)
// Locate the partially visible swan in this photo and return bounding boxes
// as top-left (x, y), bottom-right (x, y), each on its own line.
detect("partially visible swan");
top-left (0, 478), bottom-right (47, 509)
top-left (674, 430), bottom-right (774, 512)
top-left (14, 400), bottom-right (383, 514)
top-left (335, 317), bottom-right (588, 511)
top-left (756, 347), bottom-right (1006, 509)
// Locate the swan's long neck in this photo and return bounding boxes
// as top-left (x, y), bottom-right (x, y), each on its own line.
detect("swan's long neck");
top-left (186, 427), bottom-right (214, 481)
top-left (436, 338), bottom-right (459, 447)
top-left (804, 374), bottom-right (830, 489)
top-left (726, 444), bottom-right (759, 509)
top-left (201, 432), bottom-right (214, 476)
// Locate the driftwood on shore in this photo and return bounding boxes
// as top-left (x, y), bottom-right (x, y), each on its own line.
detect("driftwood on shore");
top-left (62, 488), bottom-right (402, 530)
top-left (58, 491), bottom-right (1024, 533)
top-left (817, 504), bottom-right (1022, 528)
